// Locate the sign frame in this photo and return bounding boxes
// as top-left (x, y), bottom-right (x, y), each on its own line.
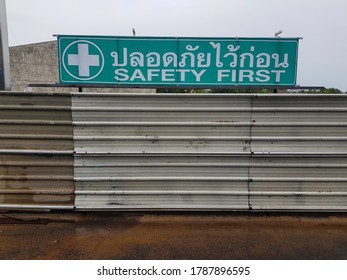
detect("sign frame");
top-left (58, 35), bottom-right (300, 88)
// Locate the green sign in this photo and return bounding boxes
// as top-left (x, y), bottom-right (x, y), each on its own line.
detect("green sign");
top-left (58, 35), bottom-right (299, 87)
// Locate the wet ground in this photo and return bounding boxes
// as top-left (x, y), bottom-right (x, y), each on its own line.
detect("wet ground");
top-left (0, 212), bottom-right (346, 259)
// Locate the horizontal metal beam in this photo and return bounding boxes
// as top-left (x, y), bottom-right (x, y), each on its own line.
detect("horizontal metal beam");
top-left (28, 83), bottom-right (325, 91)
top-left (0, 204), bottom-right (74, 210)
top-left (76, 190), bottom-right (347, 196)
top-left (73, 121), bottom-right (251, 126)
top-left (0, 149), bottom-right (73, 155)
top-left (76, 205), bottom-right (249, 210)
top-left (0, 175), bottom-right (73, 180)
top-left (75, 176), bottom-right (250, 181)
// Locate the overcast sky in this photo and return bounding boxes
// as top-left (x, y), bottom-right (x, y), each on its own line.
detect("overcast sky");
top-left (4, 0), bottom-right (347, 91)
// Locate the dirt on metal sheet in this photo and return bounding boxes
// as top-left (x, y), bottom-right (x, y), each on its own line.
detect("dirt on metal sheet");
top-left (0, 212), bottom-right (346, 260)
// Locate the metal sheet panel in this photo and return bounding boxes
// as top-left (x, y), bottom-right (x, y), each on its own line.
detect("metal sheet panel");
top-left (250, 95), bottom-right (347, 210)
top-left (0, 92), bottom-right (74, 210)
top-left (75, 155), bottom-right (249, 209)
top-left (73, 93), bottom-right (252, 210)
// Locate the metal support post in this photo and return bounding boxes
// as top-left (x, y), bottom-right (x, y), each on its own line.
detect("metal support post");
top-left (0, 0), bottom-right (11, 90)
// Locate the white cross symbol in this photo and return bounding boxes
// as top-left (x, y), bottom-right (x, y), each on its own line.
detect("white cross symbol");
top-left (67, 43), bottom-right (100, 77)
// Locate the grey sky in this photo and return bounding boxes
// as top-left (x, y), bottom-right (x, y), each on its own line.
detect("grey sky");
top-left (5, 0), bottom-right (347, 91)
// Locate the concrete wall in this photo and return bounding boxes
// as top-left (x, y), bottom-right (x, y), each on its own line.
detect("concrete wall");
top-left (9, 40), bottom-right (155, 93)
top-left (10, 41), bottom-right (58, 92)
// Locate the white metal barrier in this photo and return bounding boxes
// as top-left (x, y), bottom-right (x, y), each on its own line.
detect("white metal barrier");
top-left (1, 92), bottom-right (347, 211)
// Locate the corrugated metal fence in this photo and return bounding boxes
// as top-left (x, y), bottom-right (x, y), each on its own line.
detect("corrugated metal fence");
top-left (1, 92), bottom-right (347, 211)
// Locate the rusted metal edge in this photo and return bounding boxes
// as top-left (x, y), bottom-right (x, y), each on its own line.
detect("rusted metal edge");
top-left (0, 205), bottom-right (74, 210)
top-left (0, 150), bottom-right (73, 155)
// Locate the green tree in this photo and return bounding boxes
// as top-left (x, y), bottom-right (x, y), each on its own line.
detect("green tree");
top-left (300, 88), bottom-right (342, 94)
top-left (320, 88), bottom-right (342, 93)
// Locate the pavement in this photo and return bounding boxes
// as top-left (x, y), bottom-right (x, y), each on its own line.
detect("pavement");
top-left (0, 212), bottom-right (346, 260)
